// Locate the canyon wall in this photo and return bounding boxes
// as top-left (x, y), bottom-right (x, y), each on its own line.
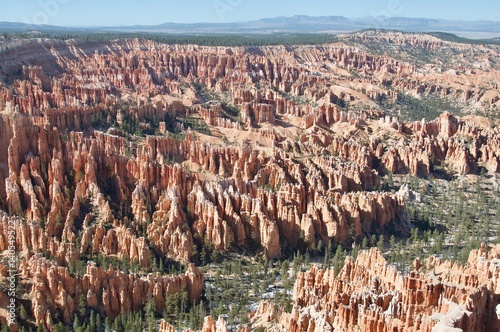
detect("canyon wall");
top-left (252, 244), bottom-right (500, 332)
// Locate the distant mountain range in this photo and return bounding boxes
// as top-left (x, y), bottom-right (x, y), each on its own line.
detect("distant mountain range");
top-left (2, 15), bottom-right (500, 37)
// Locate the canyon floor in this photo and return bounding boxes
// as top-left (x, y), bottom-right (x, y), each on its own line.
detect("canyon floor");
top-left (0, 30), bottom-right (499, 331)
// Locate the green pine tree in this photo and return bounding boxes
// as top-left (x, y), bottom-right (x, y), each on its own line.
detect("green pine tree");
top-left (73, 313), bottom-right (82, 332)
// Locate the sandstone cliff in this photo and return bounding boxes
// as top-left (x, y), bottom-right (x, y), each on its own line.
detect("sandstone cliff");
top-left (5, 253), bottom-right (203, 329)
top-left (0, 34), bottom-right (499, 330)
top-left (251, 245), bottom-right (500, 332)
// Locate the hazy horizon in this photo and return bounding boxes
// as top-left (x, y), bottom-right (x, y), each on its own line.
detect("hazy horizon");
top-left (1, 0), bottom-right (500, 27)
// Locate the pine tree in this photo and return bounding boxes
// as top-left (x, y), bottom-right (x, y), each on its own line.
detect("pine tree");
top-left (280, 260), bottom-right (289, 279)
top-left (211, 247), bottom-right (222, 264)
top-left (96, 313), bottom-right (103, 332)
top-left (89, 310), bottom-right (96, 332)
top-left (79, 294), bottom-right (87, 317)
top-left (333, 245), bottom-right (345, 275)
top-left (263, 253), bottom-right (270, 278)
top-left (323, 248), bottom-right (330, 270)
top-left (52, 323), bottom-right (64, 332)
top-left (377, 235), bottom-right (385, 252)
top-left (159, 259), bottom-right (164, 273)
top-left (19, 304), bottom-right (28, 320)
top-left (352, 244), bottom-right (359, 259)
top-left (113, 312), bottom-right (124, 332)
top-left (198, 302), bottom-right (206, 328)
top-left (163, 293), bottom-right (174, 321)
top-left (389, 235), bottom-right (396, 251)
top-left (73, 313), bottom-right (81, 332)
top-left (105, 317), bottom-right (112, 332)
top-left (361, 237), bottom-right (369, 249)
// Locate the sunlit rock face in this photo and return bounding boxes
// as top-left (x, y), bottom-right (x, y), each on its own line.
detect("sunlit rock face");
top-left (252, 245), bottom-right (500, 332)
top-left (0, 32), bottom-right (500, 329)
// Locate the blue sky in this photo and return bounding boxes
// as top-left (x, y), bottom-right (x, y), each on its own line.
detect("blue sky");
top-left (2, 0), bottom-right (500, 26)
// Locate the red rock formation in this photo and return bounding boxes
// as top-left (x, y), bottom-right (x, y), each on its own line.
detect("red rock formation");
top-left (159, 320), bottom-right (177, 332)
top-left (1, 34), bottom-right (500, 329)
top-left (10, 254), bottom-right (203, 329)
top-left (201, 315), bottom-right (232, 332)
top-left (5, 33), bottom-right (479, 264)
top-left (252, 245), bottom-right (500, 332)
